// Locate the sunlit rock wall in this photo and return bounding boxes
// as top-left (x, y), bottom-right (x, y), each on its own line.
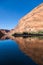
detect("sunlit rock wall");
top-left (8, 3), bottom-right (43, 35)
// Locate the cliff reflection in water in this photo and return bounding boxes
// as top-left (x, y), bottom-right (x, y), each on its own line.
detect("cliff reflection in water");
top-left (0, 36), bottom-right (43, 65)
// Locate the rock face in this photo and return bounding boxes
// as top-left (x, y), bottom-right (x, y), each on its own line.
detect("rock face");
top-left (0, 29), bottom-right (10, 38)
top-left (0, 29), bottom-right (9, 34)
top-left (9, 3), bottom-right (43, 35)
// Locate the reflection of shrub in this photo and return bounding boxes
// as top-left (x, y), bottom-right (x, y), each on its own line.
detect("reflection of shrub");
top-left (37, 36), bottom-right (43, 39)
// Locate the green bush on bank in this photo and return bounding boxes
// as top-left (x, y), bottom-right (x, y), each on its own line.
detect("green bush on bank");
top-left (12, 30), bottom-right (43, 36)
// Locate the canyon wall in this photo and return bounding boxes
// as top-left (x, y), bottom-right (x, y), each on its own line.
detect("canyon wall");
top-left (9, 3), bottom-right (43, 35)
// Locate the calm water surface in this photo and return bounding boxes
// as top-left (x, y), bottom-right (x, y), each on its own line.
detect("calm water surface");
top-left (0, 39), bottom-right (37, 65)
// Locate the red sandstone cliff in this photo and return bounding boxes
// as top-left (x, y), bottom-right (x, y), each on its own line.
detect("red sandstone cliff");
top-left (8, 3), bottom-right (43, 35)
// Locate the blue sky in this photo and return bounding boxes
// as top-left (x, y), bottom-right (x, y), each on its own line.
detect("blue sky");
top-left (0, 0), bottom-right (43, 30)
